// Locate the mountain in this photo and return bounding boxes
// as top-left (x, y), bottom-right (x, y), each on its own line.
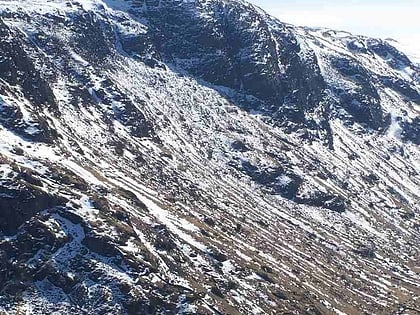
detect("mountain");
top-left (0, 0), bottom-right (419, 314)
top-left (385, 38), bottom-right (420, 67)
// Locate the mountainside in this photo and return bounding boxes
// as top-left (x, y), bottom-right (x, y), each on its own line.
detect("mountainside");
top-left (0, 0), bottom-right (419, 314)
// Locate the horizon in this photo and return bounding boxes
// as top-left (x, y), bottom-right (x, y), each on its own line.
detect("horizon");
top-left (248, 0), bottom-right (420, 59)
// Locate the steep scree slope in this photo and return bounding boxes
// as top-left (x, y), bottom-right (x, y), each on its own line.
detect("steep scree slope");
top-left (0, 0), bottom-right (419, 314)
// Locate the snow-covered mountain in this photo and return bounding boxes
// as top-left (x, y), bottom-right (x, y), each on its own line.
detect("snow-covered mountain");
top-left (0, 0), bottom-right (419, 314)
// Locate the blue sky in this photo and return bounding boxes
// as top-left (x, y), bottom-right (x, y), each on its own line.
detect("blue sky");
top-left (248, 0), bottom-right (420, 52)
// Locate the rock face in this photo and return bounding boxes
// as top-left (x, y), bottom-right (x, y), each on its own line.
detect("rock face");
top-left (0, 1), bottom-right (419, 314)
top-left (0, 182), bottom-right (66, 235)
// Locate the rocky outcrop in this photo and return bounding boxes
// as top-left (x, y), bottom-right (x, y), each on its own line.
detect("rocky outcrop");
top-left (0, 182), bottom-right (66, 235)
top-left (0, 1), bottom-right (418, 314)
